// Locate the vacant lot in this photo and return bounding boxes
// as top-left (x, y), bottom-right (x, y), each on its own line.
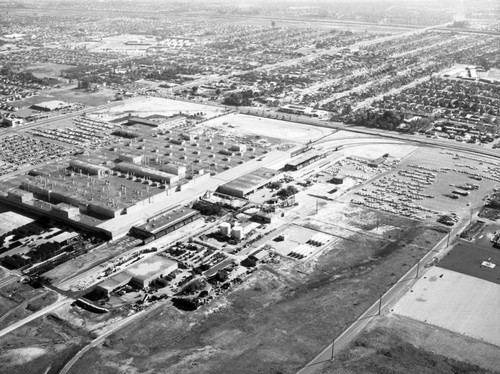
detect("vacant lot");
top-left (317, 315), bottom-right (499, 374)
top-left (25, 63), bottom-right (75, 78)
top-left (66, 210), bottom-right (445, 374)
top-left (0, 307), bottom-right (92, 374)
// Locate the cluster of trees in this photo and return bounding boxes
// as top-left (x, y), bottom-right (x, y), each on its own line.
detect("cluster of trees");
top-left (0, 65), bottom-right (58, 86)
top-left (146, 65), bottom-right (202, 82)
top-left (192, 200), bottom-right (223, 216)
top-left (277, 185), bottom-right (298, 199)
top-left (1, 241), bottom-right (69, 270)
top-left (222, 90), bottom-right (254, 106)
top-left (346, 109), bottom-right (430, 133)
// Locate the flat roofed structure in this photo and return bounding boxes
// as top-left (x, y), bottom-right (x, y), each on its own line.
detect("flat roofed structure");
top-left (31, 100), bottom-right (71, 112)
top-left (127, 255), bottom-right (178, 288)
top-left (114, 162), bottom-right (179, 184)
top-left (284, 150), bottom-right (324, 171)
top-left (97, 272), bottom-right (132, 295)
top-left (160, 163), bottom-right (186, 177)
top-left (7, 188), bottom-right (34, 204)
top-left (216, 167), bottom-right (279, 198)
top-left (69, 159), bottom-right (111, 177)
top-left (117, 153), bottom-right (143, 164)
top-left (130, 206), bottom-right (200, 240)
top-left (127, 115), bottom-right (186, 131)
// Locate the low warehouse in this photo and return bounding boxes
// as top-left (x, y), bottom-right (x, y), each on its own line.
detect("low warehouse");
top-left (69, 159), bottom-right (111, 177)
top-left (216, 167), bottom-right (280, 198)
top-left (128, 255), bottom-right (178, 288)
top-left (130, 207), bottom-right (200, 242)
top-left (285, 150), bottom-right (325, 171)
top-left (114, 162), bottom-right (179, 185)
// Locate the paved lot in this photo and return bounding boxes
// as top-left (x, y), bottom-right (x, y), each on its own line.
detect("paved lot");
top-left (393, 266), bottom-right (500, 347)
top-left (439, 242), bottom-right (500, 285)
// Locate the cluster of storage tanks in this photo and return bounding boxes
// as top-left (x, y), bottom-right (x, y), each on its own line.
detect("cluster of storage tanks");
top-left (219, 221), bottom-right (245, 240)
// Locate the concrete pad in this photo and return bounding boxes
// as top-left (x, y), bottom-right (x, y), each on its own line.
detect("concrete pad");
top-left (393, 266), bottom-right (500, 347)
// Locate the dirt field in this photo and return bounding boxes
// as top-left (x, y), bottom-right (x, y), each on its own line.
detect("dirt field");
top-left (64, 209), bottom-right (445, 374)
top-left (204, 113), bottom-right (333, 144)
top-left (317, 314), bottom-right (499, 374)
top-left (0, 311), bottom-right (91, 374)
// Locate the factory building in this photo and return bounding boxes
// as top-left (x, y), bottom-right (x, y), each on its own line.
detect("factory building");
top-left (69, 159), bottom-right (111, 177)
top-left (7, 188), bottom-right (34, 204)
top-left (118, 153), bottom-right (143, 164)
top-left (31, 100), bottom-right (71, 112)
top-left (216, 167), bottom-right (280, 198)
top-left (2, 117), bottom-right (23, 127)
top-left (96, 255), bottom-right (178, 294)
top-left (128, 255), bottom-right (178, 288)
top-left (127, 115), bottom-right (186, 131)
top-left (51, 203), bottom-right (80, 220)
top-left (130, 207), bottom-right (200, 242)
top-left (368, 155), bottom-right (388, 168)
top-left (284, 150), bottom-right (326, 171)
top-left (96, 272), bottom-right (131, 296)
top-left (230, 144), bottom-right (247, 153)
top-left (114, 162), bottom-right (179, 185)
top-left (160, 163), bottom-right (186, 178)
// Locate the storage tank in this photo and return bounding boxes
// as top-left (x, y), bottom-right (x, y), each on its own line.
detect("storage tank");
top-left (220, 222), bottom-right (231, 236)
top-left (231, 226), bottom-right (245, 240)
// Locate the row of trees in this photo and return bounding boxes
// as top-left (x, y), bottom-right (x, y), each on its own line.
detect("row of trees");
top-left (346, 109), bottom-right (430, 133)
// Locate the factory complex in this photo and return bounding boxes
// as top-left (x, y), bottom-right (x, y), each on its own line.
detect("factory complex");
top-left (0, 106), bottom-right (322, 240)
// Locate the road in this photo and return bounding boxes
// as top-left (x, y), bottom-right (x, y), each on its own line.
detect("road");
top-left (58, 300), bottom-right (165, 374)
top-left (0, 290), bottom-right (50, 326)
top-left (296, 217), bottom-right (469, 374)
top-left (0, 296), bottom-right (72, 340)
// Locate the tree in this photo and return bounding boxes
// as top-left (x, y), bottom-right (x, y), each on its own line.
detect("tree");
top-left (277, 185), bottom-right (298, 199)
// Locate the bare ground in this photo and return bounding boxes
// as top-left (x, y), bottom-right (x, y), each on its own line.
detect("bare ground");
top-left (65, 213), bottom-right (445, 374)
top-left (317, 314), bottom-right (500, 374)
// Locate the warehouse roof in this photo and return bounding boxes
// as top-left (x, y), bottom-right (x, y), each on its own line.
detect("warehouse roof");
top-left (31, 100), bottom-right (70, 111)
top-left (126, 255), bottom-right (177, 281)
top-left (133, 206), bottom-right (199, 235)
top-left (218, 167), bottom-right (278, 195)
top-left (286, 150), bottom-right (323, 168)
